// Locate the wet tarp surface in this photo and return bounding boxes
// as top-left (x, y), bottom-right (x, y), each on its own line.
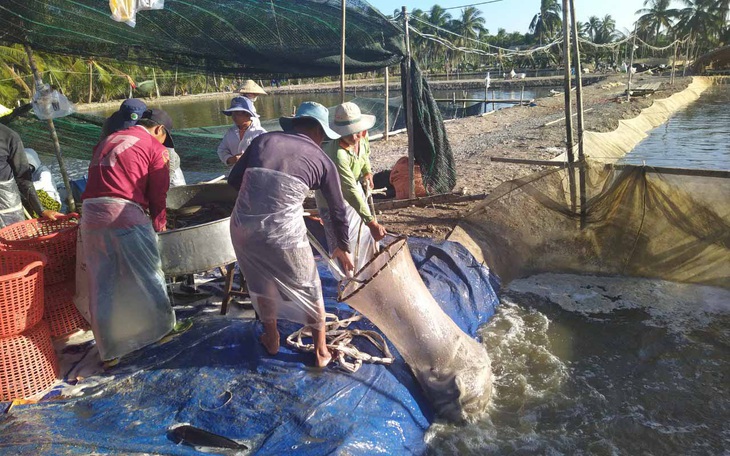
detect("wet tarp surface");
top-left (0, 238), bottom-right (500, 455)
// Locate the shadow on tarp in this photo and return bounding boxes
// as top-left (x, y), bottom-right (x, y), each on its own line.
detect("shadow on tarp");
top-left (0, 238), bottom-right (500, 455)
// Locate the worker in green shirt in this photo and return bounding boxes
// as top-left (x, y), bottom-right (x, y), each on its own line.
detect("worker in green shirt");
top-left (315, 102), bottom-right (387, 273)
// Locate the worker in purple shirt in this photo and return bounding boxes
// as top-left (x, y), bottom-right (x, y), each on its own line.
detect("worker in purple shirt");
top-left (228, 102), bottom-right (353, 368)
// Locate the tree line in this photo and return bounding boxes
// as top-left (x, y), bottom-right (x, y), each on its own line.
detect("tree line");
top-left (390, 0), bottom-right (729, 73)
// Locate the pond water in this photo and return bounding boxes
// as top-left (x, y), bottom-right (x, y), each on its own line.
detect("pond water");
top-left (91, 87), bottom-right (554, 130)
top-left (622, 84), bottom-right (730, 170)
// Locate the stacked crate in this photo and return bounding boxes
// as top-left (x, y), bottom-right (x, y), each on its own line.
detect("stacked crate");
top-left (0, 251), bottom-right (58, 401)
top-left (0, 214), bottom-right (88, 338)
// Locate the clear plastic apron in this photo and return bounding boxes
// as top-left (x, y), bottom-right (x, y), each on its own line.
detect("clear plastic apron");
top-left (0, 178), bottom-right (25, 228)
top-left (81, 197), bottom-right (175, 360)
top-left (230, 168), bottom-right (325, 328)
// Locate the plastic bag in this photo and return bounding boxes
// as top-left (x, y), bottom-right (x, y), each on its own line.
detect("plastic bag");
top-left (31, 84), bottom-right (75, 120)
top-left (110, 0), bottom-right (164, 27)
top-left (0, 178), bottom-right (24, 228)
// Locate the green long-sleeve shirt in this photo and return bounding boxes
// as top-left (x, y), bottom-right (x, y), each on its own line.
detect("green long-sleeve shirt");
top-left (315, 137), bottom-right (373, 223)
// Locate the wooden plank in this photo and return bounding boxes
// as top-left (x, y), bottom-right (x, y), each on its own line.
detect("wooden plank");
top-left (611, 164), bottom-right (730, 179)
top-left (489, 157), bottom-right (568, 167)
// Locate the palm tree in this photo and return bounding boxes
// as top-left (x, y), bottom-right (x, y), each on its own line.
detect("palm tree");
top-left (529, 0), bottom-right (562, 45)
top-left (451, 7), bottom-right (486, 71)
top-left (636, 0), bottom-right (675, 44)
top-left (583, 16), bottom-right (602, 41)
top-left (672, 0), bottom-right (726, 54)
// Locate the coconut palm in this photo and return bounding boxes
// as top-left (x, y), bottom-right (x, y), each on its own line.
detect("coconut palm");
top-left (583, 16), bottom-right (602, 41)
top-left (529, 0), bottom-right (562, 45)
top-left (672, 0), bottom-right (726, 53)
top-left (636, 0), bottom-right (675, 44)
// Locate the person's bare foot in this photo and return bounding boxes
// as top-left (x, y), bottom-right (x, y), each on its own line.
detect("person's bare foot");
top-left (259, 332), bottom-right (280, 355)
top-left (314, 348), bottom-right (332, 368)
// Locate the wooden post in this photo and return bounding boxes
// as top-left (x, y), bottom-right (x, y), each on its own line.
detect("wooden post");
top-left (384, 66), bottom-right (390, 140)
top-left (403, 6), bottom-right (416, 199)
top-left (153, 67), bottom-right (160, 99)
top-left (340, 0), bottom-right (346, 103)
top-left (670, 37), bottom-right (678, 85)
top-left (682, 35), bottom-right (690, 77)
top-left (627, 24), bottom-right (637, 102)
top-left (569, 0), bottom-right (586, 228)
top-left (561, 0), bottom-right (577, 212)
top-left (173, 65), bottom-right (178, 97)
top-left (88, 61), bottom-right (93, 104)
top-left (520, 85), bottom-right (524, 105)
top-left (24, 44), bottom-right (75, 212)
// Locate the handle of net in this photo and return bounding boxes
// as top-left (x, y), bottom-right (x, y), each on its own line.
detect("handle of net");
top-left (306, 229), bottom-right (349, 281)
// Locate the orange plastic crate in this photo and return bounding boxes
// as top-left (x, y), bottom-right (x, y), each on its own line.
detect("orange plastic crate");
top-left (0, 320), bottom-right (58, 401)
top-left (45, 280), bottom-right (89, 338)
top-left (0, 250), bottom-right (46, 337)
top-left (0, 214), bottom-right (79, 286)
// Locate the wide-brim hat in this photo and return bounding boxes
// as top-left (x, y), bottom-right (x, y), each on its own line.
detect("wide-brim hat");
top-left (330, 102), bottom-right (376, 136)
top-left (238, 79), bottom-right (267, 96)
top-left (141, 108), bottom-right (175, 148)
top-left (222, 96), bottom-right (259, 117)
top-left (279, 102), bottom-right (340, 140)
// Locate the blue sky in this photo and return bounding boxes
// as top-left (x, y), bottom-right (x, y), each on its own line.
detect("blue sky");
top-left (366, 0), bottom-right (671, 36)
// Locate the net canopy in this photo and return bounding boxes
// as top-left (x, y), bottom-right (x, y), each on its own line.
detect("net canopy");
top-left (0, 0), bottom-right (404, 76)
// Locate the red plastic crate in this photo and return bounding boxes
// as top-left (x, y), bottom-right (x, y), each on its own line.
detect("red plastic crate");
top-left (45, 280), bottom-right (89, 338)
top-left (0, 320), bottom-right (58, 401)
top-left (0, 214), bottom-right (79, 286)
top-left (0, 250), bottom-right (46, 337)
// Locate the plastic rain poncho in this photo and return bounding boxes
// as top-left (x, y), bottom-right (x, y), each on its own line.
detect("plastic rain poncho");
top-left (230, 168), bottom-right (325, 329)
top-left (0, 177), bottom-right (25, 228)
top-left (81, 197), bottom-right (175, 361)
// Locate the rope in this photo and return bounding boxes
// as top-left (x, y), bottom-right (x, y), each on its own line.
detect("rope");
top-left (286, 313), bottom-right (394, 373)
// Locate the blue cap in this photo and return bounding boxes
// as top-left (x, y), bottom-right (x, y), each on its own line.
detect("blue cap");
top-left (222, 96), bottom-right (258, 117)
top-left (106, 98), bottom-right (148, 134)
top-left (279, 102), bottom-right (340, 140)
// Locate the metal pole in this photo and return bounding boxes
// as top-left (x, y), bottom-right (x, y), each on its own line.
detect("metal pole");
top-left (627, 24), bottom-right (637, 102)
top-left (340, 0), bottom-right (346, 104)
top-left (384, 66), bottom-right (390, 140)
top-left (153, 67), bottom-right (160, 99)
top-left (569, 0), bottom-right (586, 228)
top-left (561, 0), bottom-right (576, 212)
top-left (24, 44), bottom-right (75, 212)
top-left (403, 6), bottom-right (416, 199)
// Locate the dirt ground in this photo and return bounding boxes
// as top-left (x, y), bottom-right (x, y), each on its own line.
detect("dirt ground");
top-left (370, 73), bottom-right (691, 239)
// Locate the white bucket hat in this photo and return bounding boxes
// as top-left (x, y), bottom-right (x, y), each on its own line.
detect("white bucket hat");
top-left (330, 102), bottom-right (376, 136)
top-left (238, 79), bottom-right (267, 96)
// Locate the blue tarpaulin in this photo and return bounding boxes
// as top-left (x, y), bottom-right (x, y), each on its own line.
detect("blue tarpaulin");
top-left (0, 238), bottom-right (499, 455)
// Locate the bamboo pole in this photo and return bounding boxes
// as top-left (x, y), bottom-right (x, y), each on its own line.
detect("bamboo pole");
top-left (403, 6), bottom-right (416, 199)
top-left (24, 44), bottom-right (75, 212)
top-left (173, 65), bottom-right (178, 97)
top-left (670, 36), bottom-right (678, 85)
top-left (88, 61), bottom-right (93, 104)
top-left (384, 66), bottom-right (390, 140)
top-left (569, 0), bottom-right (586, 228)
top-left (561, 0), bottom-right (577, 212)
top-left (682, 35), bottom-right (691, 77)
top-left (340, 0), bottom-right (346, 103)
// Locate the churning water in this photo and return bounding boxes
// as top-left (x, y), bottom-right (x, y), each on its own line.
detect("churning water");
top-left (427, 84), bottom-right (730, 454)
top-left (622, 84), bottom-right (730, 170)
top-left (427, 274), bottom-right (730, 454)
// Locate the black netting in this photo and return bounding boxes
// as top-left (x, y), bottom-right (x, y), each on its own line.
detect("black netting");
top-left (0, 0), bottom-right (404, 76)
top-left (401, 58), bottom-right (456, 194)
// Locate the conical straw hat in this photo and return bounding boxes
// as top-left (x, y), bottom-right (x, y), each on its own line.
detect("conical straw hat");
top-left (238, 80), bottom-right (267, 95)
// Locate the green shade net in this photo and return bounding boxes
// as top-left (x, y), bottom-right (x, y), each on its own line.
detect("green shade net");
top-left (0, 0), bottom-right (403, 76)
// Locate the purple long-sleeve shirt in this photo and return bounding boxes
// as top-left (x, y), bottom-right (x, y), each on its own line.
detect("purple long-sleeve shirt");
top-left (228, 131), bottom-right (351, 252)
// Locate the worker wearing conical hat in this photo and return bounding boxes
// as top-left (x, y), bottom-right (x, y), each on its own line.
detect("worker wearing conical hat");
top-left (237, 79), bottom-right (267, 119)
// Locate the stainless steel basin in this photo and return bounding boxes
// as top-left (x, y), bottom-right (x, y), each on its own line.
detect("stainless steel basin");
top-left (159, 182), bottom-right (238, 277)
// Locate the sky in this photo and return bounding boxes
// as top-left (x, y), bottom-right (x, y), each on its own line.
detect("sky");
top-left (366, 0), bottom-right (670, 36)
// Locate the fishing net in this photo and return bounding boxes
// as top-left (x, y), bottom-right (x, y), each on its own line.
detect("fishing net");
top-left (450, 76), bottom-right (730, 289)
